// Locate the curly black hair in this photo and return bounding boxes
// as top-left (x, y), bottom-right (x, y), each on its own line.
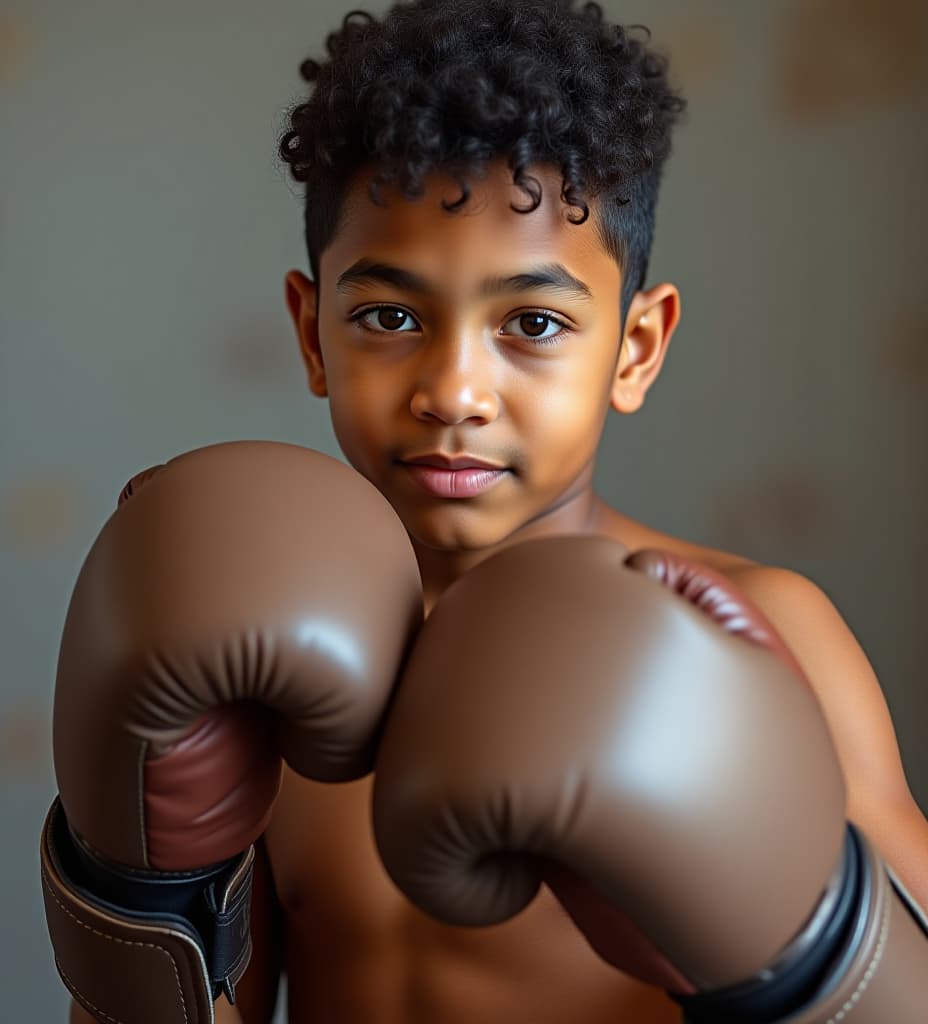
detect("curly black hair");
top-left (279, 0), bottom-right (686, 321)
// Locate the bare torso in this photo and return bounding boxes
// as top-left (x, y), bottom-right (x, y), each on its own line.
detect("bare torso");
top-left (258, 512), bottom-right (755, 1023)
top-left (267, 772), bottom-right (680, 1023)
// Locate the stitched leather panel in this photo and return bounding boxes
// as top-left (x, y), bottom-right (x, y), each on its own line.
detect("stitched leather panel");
top-left (775, 830), bottom-right (928, 1023)
top-left (41, 802), bottom-right (215, 1024)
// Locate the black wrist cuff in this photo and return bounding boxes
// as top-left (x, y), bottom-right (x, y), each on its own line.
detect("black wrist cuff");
top-left (672, 824), bottom-right (864, 1024)
top-left (50, 798), bottom-right (253, 1004)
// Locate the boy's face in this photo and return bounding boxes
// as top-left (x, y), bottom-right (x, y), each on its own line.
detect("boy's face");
top-left (287, 160), bottom-right (676, 553)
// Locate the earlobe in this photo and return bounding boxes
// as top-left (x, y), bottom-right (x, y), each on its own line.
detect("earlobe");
top-left (610, 283), bottom-right (681, 415)
top-left (285, 270), bottom-right (328, 398)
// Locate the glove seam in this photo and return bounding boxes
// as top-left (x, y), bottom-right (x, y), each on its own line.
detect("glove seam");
top-left (57, 961), bottom-right (127, 1024)
top-left (137, 739), bottom-right (149, 867)
top-left (825, 887), bottom-right (889, 1023)
top-left (41, 865), bottom-right (190, 1023)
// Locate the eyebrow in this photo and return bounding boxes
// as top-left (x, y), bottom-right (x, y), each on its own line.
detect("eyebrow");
top-left (335, 258), bottom-right (593, 302)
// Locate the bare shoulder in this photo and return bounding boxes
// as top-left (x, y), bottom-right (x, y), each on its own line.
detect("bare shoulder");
top-left (600, 507), bottom-right (758, 576)
top-left (613, 509), bottom-right (928, 899)
top-left (615, 511), bottom-right (838, 635)
top-left (607, 506), bottom-right (851, 663)
top-left (610, 513), bottom-right (928, 899)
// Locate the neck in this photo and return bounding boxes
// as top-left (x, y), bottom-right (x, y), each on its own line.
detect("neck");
top-left (413, 485), bottom-right (618, 615)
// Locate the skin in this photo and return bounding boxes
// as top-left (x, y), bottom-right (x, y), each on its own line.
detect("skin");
top-left (71, 159), bottom-right (928, 1023)
top-left (287, 161), bottom-right (681, 612)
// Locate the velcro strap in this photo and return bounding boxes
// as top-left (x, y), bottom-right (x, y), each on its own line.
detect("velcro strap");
top-left (40, 798), bottom-right (254, 1024)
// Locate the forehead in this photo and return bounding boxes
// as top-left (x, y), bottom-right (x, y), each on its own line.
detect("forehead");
top-left (320, 162), bottom-right (620, 299)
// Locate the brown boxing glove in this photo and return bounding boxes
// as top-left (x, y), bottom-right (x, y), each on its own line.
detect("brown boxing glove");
top-left (622, 549), bottom-right (928, 1023)
top-left (41, 441), bottom-right (422, 1024)
top-left (372, 535), bottom-right (928, 1023)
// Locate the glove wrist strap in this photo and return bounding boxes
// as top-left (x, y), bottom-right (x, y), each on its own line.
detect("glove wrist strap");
top-left (672, 824), bottom-right (862, 1023)
top-left (40, 796), bottom-right (254, 1024)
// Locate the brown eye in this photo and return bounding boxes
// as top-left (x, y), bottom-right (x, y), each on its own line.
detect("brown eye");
top-left (519, 314), bottom-right (549, 337)
top-left (352, 306), bottom-right (418, 333)
top-left (376, 308), bottom-right (408, 330)
top-left (503, 311), bottom-right (569, 345)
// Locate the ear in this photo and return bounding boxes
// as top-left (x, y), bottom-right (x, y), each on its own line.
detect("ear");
top-left (285, 269), bottom-right (327, 397)
top-left (610, 282), bottom-right (681, 415)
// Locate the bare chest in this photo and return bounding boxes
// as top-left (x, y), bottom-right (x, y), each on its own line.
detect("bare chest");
top-left (264, 770), bottom-right (681, 1023)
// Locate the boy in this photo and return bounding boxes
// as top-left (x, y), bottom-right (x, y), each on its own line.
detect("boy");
top-left (65, 1), bottom-right (928, 1020)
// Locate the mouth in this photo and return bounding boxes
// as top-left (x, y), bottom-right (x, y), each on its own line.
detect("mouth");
top-left (401, 453), bottom-right (505, 471)
top-left (398, 453), bottom-right (510, 499)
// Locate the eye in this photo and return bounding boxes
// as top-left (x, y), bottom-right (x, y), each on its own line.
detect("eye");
top-left (349, 305), bottom-right (571, 344)
top-left (350, 305), bottom-right (419, 333)
top-left (502, 311), bottom-right (570, 345)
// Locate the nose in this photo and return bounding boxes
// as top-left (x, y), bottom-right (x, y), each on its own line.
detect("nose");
top-left (409, 335), bottom-right (500, 426)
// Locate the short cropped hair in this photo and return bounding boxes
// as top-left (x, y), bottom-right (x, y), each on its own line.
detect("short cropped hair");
top-left (279, 0), bottom-right (686, 321)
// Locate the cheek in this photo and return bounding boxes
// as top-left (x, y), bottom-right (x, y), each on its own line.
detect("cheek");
top-left (326, 369), bottom-right (400, 469)
top-left (516, 362), bottom-right (612, 449)
top-left (330, 398), bottom-right (377, 449)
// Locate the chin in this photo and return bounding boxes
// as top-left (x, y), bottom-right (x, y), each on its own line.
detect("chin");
top-left (402, 508), bottom-right (518, 554)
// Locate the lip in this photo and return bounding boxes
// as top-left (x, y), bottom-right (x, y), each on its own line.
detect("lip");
top-left (399, 454), bottom-right (509, 499)
top-left (401, 453), bottom-right (506, 471)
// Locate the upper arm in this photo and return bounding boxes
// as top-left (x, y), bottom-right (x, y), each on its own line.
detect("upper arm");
top-left (732, 565), bottom-right (928, 906)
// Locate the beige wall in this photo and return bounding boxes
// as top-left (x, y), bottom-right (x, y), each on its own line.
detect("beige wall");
top-left (1, 0), bottom-right (925, 1016)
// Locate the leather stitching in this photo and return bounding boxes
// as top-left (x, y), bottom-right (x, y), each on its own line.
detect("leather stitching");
top-left (58, 961), bottom-right (127, 1024)
top-left (42, 866), bottom-right (191, 1024)
top-left (827, 889), bottom-right (890, 1023)
top-left (137, 740), bottom-right (149, 866)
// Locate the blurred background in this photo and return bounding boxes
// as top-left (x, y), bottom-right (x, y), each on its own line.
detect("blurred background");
top-left (1, 0), bottom-right (926, 1017)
